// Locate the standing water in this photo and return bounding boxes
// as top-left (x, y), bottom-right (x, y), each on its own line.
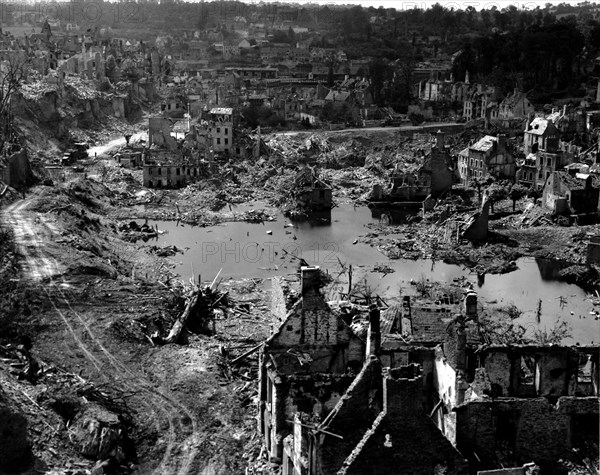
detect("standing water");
top-left (149, 203), bottom-right (600, 345)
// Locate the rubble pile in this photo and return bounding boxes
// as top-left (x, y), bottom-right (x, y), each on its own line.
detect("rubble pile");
top-left (160, 281), bottom-right (232, 343)
top-left (64, 76), bottom-right (104, 101)
top-left (266, 133), bottom-right (330, 160)
top-left (118, 220), bottom-right (159, 242)
top-left (0, 343), bottom-right (134, 473)
top-left (266, 135), bottom-right (303, 159)
top-left (559, 265), bottom-right (600, 288)
top-left (317, 140), bottom-right (364, 168)
top-left (20, 78), bottom-right (59, 101)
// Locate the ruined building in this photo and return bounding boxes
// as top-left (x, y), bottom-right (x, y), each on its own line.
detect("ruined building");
top-left (143, 117), bottom-right (214, 188)
top-left (457, 134), bottom-right (514, 184)
top-left (259, 267), bottom-right (467, 474)
top-left (291, 167), bottom-right (333, 212)
top-left (208, 107), bottom-right (233, 154)
top-left (370, 131), bottom-right (456, 203)
top-left (259, 269), bottom-right (599, 474)
top-left (523, 117), bottom-right (575, 189)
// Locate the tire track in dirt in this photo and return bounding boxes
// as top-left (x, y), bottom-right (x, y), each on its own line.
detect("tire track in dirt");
top-left (43, 284), bottom-right (176, 473)
top-left (53, 283), bottom-right (203, 475)
top-left (3, 199), bottom-right (203, 474)
top-left (3, 202), bottom-right (182, 472)
top-left (5, 203), bottom-right (185, 474)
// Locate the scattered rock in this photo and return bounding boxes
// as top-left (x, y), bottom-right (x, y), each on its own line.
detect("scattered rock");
top-left (69, 403), bottom-right (124, 461)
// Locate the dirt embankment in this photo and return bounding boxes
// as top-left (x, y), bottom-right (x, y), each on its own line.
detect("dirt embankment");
top-left (13, 76), bottom-right (146, 166)
top-left (0, 178), bottom-right (273, 474)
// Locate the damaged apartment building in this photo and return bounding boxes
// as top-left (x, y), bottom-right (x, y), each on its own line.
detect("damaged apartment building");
top-left (259, 267), bottom-right (599, 475)
top-left (142, 115), bottom-right (219, 188)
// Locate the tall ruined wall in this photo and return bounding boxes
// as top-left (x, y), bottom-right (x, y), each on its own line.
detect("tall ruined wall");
top-left (270, 276), bottom-right (288, 326)
top-left (455, 396), bottom-right (599, 473)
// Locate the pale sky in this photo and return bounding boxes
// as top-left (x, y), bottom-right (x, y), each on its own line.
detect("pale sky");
top-left (239, 0), bottom-right (578, 10)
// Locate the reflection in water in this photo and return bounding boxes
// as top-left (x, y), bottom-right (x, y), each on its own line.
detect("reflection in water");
top-left (148, 204), bottom-right (600, 345)
top-left (299, 209), bottom-right (332, 226)
top-left (369, 206), bottom-right (415, 225)
top-left (536, 258), bottom-right (568, 281)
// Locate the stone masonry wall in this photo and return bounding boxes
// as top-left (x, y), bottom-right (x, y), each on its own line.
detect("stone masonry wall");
top-left (455, 396), bottom-right (599, 473)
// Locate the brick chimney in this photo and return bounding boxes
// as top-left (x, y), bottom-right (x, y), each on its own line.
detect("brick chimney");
top-left (436, 129), bottom-right (444, 149)
top-left (402, 296), bottom-right (411, 320)
top-left (525, 112), bottom-right (533, 132)
top-left (454, 314), bottom-right (467, 372)
top-left (383, 364), bottom-right (423, 418)
top-left (496, 133), bottom-right (506, 153)
top-left (463, 291), bottom-right (478, 320)
top-left (366, 304), bottom-right (381, 357)
top-left (300, 266), bottom-right (321, 296)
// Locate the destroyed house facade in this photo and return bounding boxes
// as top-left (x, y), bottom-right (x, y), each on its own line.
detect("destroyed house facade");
top-left (260, 276), bottom-right (600, 475)
top-left (498, 90), bottom-right (534, 123)
top-left (373, 131), bottom-right (454, 203)
top-left (457, 134), bottom-right (514, 184)
top-left (259, 267), bottom-right (365, 466)
top-left (259, 268), bottom-right (468, 475)
top-left (380, 291), bottom-right (599, 474)
top-left (292, 168), bottom-right (333, 211)
top-left (115, 148), bottom-right (143, 168)
top-left (523, 117), bottom-right (574, 188)
top-left (208, 107), bottom-right (233, 154)
top-left (143, 160), bottom-right (210, 188)
top-left (450, 345), bottom-right (599, 473)
top-left (542, 170), bottom-right (600, 215)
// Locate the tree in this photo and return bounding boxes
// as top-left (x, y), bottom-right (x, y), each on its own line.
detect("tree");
top-left (367, 58), bottom-right (390, 106)
top-left (528, 187), bottom-right (541, 205)
top-left (287, 27), bottom-right (296, 44)
top-left (0, 53), bottom-right (29, 153)
top-left (486, 182), bottom-right (508, 213)
top-left (105, 54), bottom-right (117, 82)
top-left (197, 2), bottom-right (209, 30)
top-left (469, 174), bottom-right (495, 202)
top-left (508, 183), bottom-right (528, 211)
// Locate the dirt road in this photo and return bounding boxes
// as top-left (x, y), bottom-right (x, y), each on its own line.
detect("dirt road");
top-left (1, 194), bottom-right (205, 474)
top-left (273, 121), bottom-right (462, 137)
top-left (87, 132), bottom-right (148, 158)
